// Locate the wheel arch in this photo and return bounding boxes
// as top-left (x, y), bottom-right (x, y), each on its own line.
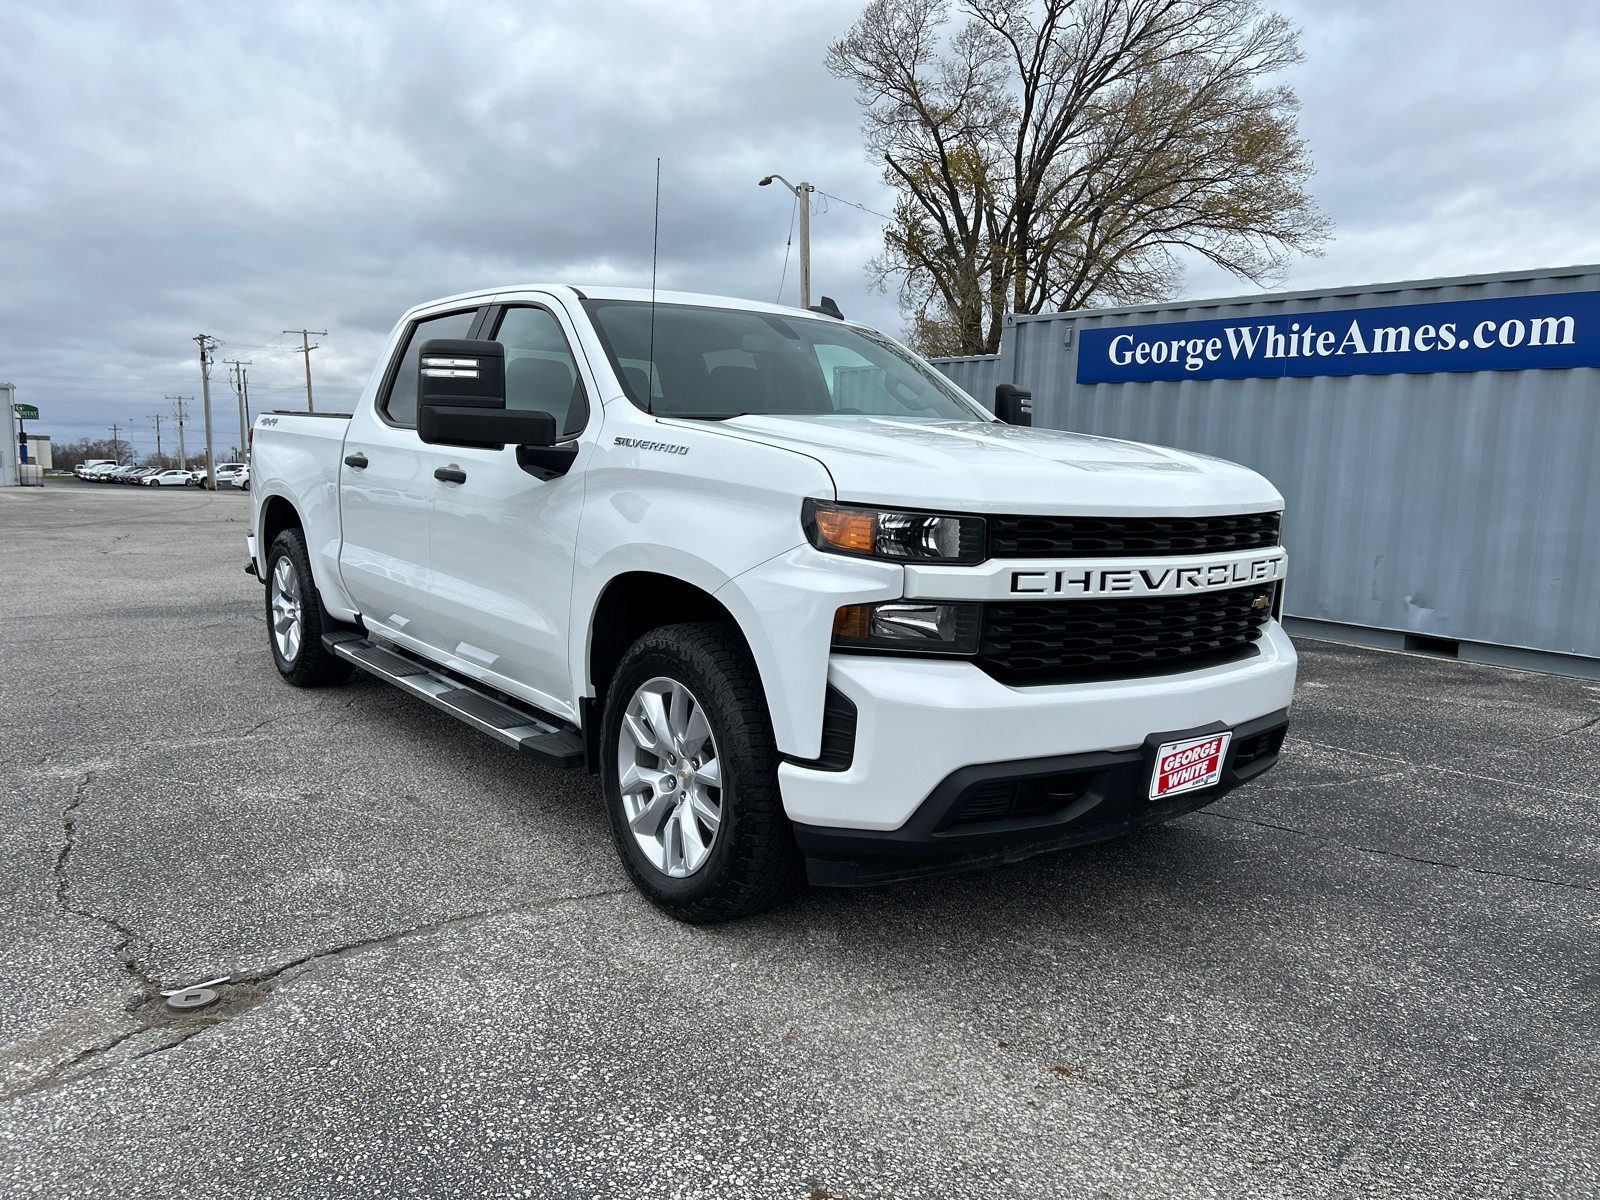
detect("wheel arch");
top-left (257, 492), bottom-right (303, 564)
top-left (583, 572), bottom-right (745, 773)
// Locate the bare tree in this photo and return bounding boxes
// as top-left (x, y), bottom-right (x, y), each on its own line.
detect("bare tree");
top-left (827, 0), bottom-right (1330, 356)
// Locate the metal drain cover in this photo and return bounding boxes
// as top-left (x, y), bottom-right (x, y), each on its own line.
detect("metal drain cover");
top-left (166, 987), bottom-right (219, 1012)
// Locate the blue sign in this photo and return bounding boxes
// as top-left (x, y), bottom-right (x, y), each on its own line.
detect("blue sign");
top-left (1076, 290), bottom-right (1600, 383)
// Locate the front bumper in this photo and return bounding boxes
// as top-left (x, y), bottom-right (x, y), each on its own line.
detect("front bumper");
top-left (777, 620), bottom-right (1298, 882)
top-left (796, 707), bottom-right (1288, 885)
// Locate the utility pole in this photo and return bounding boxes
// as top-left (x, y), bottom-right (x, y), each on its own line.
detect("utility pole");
top-left (1, 383), bottom-right (15, 487)
top-left (150, 414), bottom-right (163, 464)
top-left (758, 175), bottom-right (815, 309)
top-left (166, 396), bottom-right (189, 470)
top-left (283, 329), bottom-right (326, 413)
top-left (223, 359), bottom-right (252, 459)
top-left (194, 335), bottom-right (219, 490)
top-left (108, 422), bottom-right (122, 464)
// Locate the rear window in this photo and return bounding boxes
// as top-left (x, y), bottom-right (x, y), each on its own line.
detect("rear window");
top-left (381, 309), bottom-right (480, 426)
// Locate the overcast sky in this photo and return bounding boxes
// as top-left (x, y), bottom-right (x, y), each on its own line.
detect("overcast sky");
top-left (3, 0), bottom-right (1597, 452)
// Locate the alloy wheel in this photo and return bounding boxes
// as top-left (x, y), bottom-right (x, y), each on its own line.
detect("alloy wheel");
top-left (270, 557), bottom-right (303, 663)
top-left (616, 676), bottom-right (724, 878)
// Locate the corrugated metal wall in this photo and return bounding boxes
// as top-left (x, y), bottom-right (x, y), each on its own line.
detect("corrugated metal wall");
top-left (929, 353), bottom-right (1005, 409)
top-left (931, 265), bottom-right (1600, 662)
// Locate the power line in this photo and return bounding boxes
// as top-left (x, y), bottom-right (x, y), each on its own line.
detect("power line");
top-left (776, 189), bottom-right (799, 305)
top-left (814, 189), bottom-right (895, 222)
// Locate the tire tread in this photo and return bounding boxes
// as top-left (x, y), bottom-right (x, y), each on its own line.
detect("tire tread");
top-left (602, 622), bottom-right (803, 924)
top-left (266, 528), bottom-right (355, 688)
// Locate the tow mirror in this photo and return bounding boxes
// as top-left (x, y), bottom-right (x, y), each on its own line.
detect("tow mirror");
top-left (994, 383), bottom-right (1033, 426)
top-left (417, 338), bottom-right (557, 449)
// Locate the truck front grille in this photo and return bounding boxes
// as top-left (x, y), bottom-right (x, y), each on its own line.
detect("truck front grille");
top-left (987, 511), bottom-right (1280, 558)
top-left (977, 584), bottom-right (1274, 683)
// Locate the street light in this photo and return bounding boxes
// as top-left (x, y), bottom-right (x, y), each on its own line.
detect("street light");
top-left (759, 174), bottom-right (815, 310)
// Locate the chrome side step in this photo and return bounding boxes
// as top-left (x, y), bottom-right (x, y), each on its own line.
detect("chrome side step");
top-left (323, 631), bottom-right (584, 769)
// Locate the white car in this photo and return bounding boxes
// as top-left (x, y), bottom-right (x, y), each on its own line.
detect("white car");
top-left (189, 463), bottom-right (246, 487)
top-left (249, 285), bottom-right (1296, 922)
top-left (231, 464), bottom-right (250, 490)
top-left (143, 469), bottom-right (194, 487)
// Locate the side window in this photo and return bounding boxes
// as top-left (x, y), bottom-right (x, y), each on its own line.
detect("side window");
top-left (492, 306), bottom-right (589, 437)
top-left (381, 309), bottom-right (481, 426)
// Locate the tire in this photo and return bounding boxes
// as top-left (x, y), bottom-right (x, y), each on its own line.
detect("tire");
top-left (264, 527), bottom-right (354, 688)
top-left (600, 622), bottom-right (804, 924)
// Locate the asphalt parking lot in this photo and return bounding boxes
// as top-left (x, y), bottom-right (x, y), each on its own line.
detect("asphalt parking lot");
top-left (1, 482), bottom-right (1596, 1199)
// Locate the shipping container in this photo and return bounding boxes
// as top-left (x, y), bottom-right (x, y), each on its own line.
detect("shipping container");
top-left (931, 264), bottom-right (1600, 677)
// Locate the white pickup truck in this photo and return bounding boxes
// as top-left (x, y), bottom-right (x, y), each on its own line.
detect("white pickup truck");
top-left (248, 285), bottom-right (1296, 922)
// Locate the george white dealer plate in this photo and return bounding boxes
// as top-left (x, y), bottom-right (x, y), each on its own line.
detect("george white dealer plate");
top-left (1149, 731), bottom-right (1232, 801)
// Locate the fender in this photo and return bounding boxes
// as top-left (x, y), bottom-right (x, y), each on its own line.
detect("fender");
top-left (714, 546), bottom-right (901, 759)
top-left (253, 482), bottom-right (361, 622)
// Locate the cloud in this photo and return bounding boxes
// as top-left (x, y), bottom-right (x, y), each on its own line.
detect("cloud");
top-left (0, 0), bottom-right (890, 447)
top-left (1180, 0), bottom-right (1600, 297)
top-left (2, 0), bottom-right (1597, 448)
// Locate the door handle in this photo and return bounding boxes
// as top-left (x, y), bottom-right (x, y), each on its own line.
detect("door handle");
top-left (434, 467), bottom-right (467, 484)
top-left (344, 453), bottom-right (368, 469)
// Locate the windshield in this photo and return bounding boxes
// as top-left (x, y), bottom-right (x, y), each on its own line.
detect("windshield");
top-left (583, 300), bottom-right (990, 421)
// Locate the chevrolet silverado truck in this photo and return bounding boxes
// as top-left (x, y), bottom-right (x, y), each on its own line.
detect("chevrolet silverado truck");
top-left (247, 285), bottom-right (1296, 923)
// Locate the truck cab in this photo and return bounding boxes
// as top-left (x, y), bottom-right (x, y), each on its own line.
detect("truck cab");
top-left (248, 285), bottom-right (1296, 922)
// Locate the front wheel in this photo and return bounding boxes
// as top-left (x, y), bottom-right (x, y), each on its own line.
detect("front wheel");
top-left (600, 623), bottom-right (803, 924)
top-left (264, 528), bottom-right (353, 687)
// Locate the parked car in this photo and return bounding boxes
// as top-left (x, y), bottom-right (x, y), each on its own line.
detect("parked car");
top-left (143, 469), bottom-right (194, 487)
top-left (76, 459), bottom-right (116, 479)
top-left (122, 467), bottom-right (159, 484)
top-left (249, 284), bottom-right (1296, 923)
top-left (105, 465), bottom-right (142, 482)
top-left (189, 463), bottom-right (246, 488)
top-left (231, 465), bottom-right (250, 490)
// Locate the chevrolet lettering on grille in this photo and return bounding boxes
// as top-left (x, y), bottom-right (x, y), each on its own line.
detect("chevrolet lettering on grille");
top-left (1008, 553), bottom-right (1285, 597)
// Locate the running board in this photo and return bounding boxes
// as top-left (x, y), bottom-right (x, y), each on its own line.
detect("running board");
top-left (322, 631), bottom-right (584, 769)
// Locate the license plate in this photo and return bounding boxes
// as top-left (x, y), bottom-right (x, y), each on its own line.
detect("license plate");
top-left (1149, 731), bottom-right (1232, 800)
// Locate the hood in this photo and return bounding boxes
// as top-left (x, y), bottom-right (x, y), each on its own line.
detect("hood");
top-left (701, 416), bottom-right (1283, 515)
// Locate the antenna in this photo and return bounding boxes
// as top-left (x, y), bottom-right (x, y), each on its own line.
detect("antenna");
top-left (647, 157), bottom-right (660, 415)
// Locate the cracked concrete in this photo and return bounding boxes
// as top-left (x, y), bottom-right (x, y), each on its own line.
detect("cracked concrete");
top-left (1202, 808), bottom-right (1598, 893)
top-left (1, 482), bottom-right (1597, 1199)
top-left (52, 771), bottom-right (153, 989)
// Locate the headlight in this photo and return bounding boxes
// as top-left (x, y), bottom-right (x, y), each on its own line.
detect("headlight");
top-left (832, 601), bottom-right (982, 656)
top-left (803, 499), bottom-right (986, 564)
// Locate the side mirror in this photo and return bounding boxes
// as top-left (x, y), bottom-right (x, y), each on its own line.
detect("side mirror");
top-left (994, 383), bottom-right (1033, 427)
top-left (417, 338), bottom-right (557, 449)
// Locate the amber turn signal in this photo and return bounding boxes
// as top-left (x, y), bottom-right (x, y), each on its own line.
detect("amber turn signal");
top-left (833, 604), bottom-right (872, 639)
top-left (813, 507), bottom-right (876, 553)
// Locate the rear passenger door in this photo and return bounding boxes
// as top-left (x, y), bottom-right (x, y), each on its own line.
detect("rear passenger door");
top-left (425, 299), bottom-right (594, 719)
top-left (338, 306), bottom-right (484, 651)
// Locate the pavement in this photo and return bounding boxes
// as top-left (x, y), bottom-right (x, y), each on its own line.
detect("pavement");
top-left (0, 480), bottom-right (1595, 1200)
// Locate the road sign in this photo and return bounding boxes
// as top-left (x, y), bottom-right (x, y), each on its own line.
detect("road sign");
top-left (13, 404), bottom-right (38, 420)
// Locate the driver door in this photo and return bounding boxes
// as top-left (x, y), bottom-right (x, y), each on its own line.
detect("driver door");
top-left (425, 299), bottom-right (595, 720)
top-left (338, 305), bottom-right (483, 652)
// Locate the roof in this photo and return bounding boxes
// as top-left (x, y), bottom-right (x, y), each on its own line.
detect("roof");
top-left (398, 284), bottom-right (864, 327)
